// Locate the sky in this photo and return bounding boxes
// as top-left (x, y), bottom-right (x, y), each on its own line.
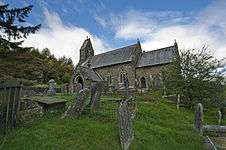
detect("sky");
top-left (1, 0), bottom-right (226, 66)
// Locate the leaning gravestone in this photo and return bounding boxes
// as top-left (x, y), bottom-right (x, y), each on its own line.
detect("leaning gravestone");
top-left (90, 82), bottom-right (104, 112)
top-left (62, 88), bottom-right (90, 118)
top-left (118, 98), bottom-right (136, 150)
top-left (194, 103), bottom-right (204, 134)
top-left (47, 79), bottom-right (56, 95)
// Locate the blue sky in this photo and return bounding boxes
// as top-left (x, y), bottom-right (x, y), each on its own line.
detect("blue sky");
top-left (1, 0), bottom-right (226, 65)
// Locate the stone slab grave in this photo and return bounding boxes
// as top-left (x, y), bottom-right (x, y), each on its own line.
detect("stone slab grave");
top-left (19, 98), bottom-right (43, 121)
top-left (33, 97), bottom-right (67, 112)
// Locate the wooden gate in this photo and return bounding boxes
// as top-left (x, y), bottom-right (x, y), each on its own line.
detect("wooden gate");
top-left (0, 86), bottom-right (21, 134)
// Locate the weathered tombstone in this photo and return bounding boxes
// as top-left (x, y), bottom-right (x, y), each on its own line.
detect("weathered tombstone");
top-left (73, 83), bottom-right (82, 93)
top-left (62, 88), bottom-right (90, 118)
top-left (90, 81), bottom-right (104, 112)
top-left (118, 98), bottom-right (136, 150)
top-left (220, 105), bottom-right (224, 119)
top-left (47, 79), bottom-right (56, 95)
top-left (217, 110), bottom-right (222, 125)
top-left (194, 103), bottom-right (204, 134)
top-left (123, 76), bottom-right (129, 99)
top-left (176, 94), bottom-right (180, 110)
top-left (61, 83), bottom-right (69, 93)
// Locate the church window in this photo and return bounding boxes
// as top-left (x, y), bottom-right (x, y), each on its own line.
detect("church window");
top-left (120, 70), bottom-right (127, 83)
top-left (106, 74), bottom-right (112, 85)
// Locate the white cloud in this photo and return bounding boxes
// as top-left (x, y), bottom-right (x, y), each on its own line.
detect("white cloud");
top-left (22, 8), bottom-right (110, 64)
top-left (96, 0), bottom-right (226, 61)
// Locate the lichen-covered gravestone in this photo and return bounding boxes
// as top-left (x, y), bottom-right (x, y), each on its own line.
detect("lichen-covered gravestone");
top-left (123, 76), bottom-right (129, 99)
top-left (89, 81), bottom-right (104, 112)
top-left (47, 79), bottom-right (56, 95)
top-left (62, 88), bottom-right (90, 118)
top-left (194, 103), bottom-right (204, 134)
top-left (118, 98), bottom-right (136, 150)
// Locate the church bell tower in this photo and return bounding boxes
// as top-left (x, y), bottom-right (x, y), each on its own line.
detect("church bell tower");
top-left (79, 37), bottom-right (94, 64)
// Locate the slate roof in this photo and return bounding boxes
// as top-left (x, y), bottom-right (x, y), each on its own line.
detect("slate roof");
top-left (136, 45), bottom-right (177, 68)
top-left (82, 43), bottom-right (139, 68)
top-left (79, 66), bottom-right (102, 81)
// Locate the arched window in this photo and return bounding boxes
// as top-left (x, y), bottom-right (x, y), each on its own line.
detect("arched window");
top-left (120, 70), bottom-right (127, 83)
top-left (154, 76), bottom-right (161, 88)
top-left (140, 77), bottom-right (146, 88)
top-left (106, 73), bottom-right (112, 85)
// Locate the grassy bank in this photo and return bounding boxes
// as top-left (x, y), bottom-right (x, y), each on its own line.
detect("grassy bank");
top-left (0, 93), bottom-right (209, 150)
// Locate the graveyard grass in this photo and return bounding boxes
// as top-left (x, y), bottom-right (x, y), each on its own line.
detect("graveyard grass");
top-left (1, 91), bottom-right (221, 150)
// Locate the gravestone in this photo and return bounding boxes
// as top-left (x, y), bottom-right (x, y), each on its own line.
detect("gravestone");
top-left (123, 76), bottom-right (129, 99)
top-left (62, 88), bottom-right (90, 118)
top-left (47, 79), bottom-right (56, 95)
top-left (118, 98), bottom-right (136, 150)
top-left (90, 82), bottom-right (104, 112)
top-left (73, 83), bottom-right (82, 93)
top-left (217, 110), bottom-right (222, 125)
top-left (194, 103), bottom-right (204, 134)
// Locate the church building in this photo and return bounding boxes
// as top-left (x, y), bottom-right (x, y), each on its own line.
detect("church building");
top-left (71, 38), bottom-right (178, 91)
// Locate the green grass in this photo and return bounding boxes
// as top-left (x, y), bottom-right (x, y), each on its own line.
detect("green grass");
top-left (0, 93), bottom-right (208, 150)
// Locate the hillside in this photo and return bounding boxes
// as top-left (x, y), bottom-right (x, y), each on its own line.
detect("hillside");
top-left (0, 93), bottom-right (208, 150)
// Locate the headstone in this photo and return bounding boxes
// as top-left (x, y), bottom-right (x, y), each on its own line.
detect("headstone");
top-left (62, 88), bottom-right (90, 118)
top-left (217, 110), bottom-right (222, 125)
top-left (176, 94), bottom-right (180, 110)
top-left (90, 82), bottom-right (104, 112)
top-left (73, 83), bottom-right (82, 93)
top-left (61, 83), bottom-right (69, 93)
top-left (47, 79), bottom-right (56, 95)
top-left (123, 76), bottom-right (129, 99)
top-left (118, 98), bottom-right (136, 150)
top-left (194, 103), bottom-right (204, 134)
top-left (220, 105), bottom-right (224, 119)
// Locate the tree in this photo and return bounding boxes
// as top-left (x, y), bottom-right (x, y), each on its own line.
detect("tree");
top-left (0, 4), bottom-right (41, 47)
top-left (163, 47), bottom-right (224, 108)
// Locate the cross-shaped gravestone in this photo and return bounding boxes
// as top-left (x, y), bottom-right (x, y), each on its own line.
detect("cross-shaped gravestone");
top-left (118, 98), bottom-right (136, 150)
top-left (123, 76), bottom-right (129, 99)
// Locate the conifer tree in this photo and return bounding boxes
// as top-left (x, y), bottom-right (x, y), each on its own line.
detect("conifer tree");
top-left (0, 4), bottom-right (41, 48)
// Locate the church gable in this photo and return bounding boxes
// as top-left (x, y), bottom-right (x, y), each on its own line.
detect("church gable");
top-left (136, 43), bottom-right (178, 68)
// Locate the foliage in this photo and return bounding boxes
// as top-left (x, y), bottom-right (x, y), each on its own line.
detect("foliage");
top-left (0, 47), bottom-right (74, 85)
top-left (0, 4), bottom-right (41, 41)
top-left (163, 48), bottom-right (224, 108)
top-left (0, 94), bottom-right (205, 149)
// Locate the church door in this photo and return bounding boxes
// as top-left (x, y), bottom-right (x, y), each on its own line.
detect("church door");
top-left (140, 77), bottom-right (146, 88)
top-left (77, 76), bottom-right (84, 89)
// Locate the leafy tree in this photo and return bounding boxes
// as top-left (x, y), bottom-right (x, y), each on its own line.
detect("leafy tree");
top-left (163, 47), bottom-right (224, 107)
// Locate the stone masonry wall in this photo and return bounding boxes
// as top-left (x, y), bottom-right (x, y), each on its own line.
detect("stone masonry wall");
top-left (135, 64), bottom-right (170, 89)
top-left (94, 62), bottom-right (136, 89)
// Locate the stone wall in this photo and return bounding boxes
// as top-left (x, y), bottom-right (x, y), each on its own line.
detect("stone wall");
top-left (135, 64), bottom-right (169, 89)
top-left (94, 62), bottom-right (136, 89)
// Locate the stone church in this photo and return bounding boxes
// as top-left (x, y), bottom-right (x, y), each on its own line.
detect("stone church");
top-left (71, 38), bottom-right (178, 91)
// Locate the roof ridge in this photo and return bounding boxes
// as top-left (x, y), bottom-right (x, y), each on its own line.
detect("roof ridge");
top-left (144, 45), bottom-right (175, 54)
top-left (93, 43), bottom-right (138, 57)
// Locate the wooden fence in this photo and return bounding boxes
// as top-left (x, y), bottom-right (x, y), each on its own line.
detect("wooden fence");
top-left (0, 86), bottom-right (21, 134)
